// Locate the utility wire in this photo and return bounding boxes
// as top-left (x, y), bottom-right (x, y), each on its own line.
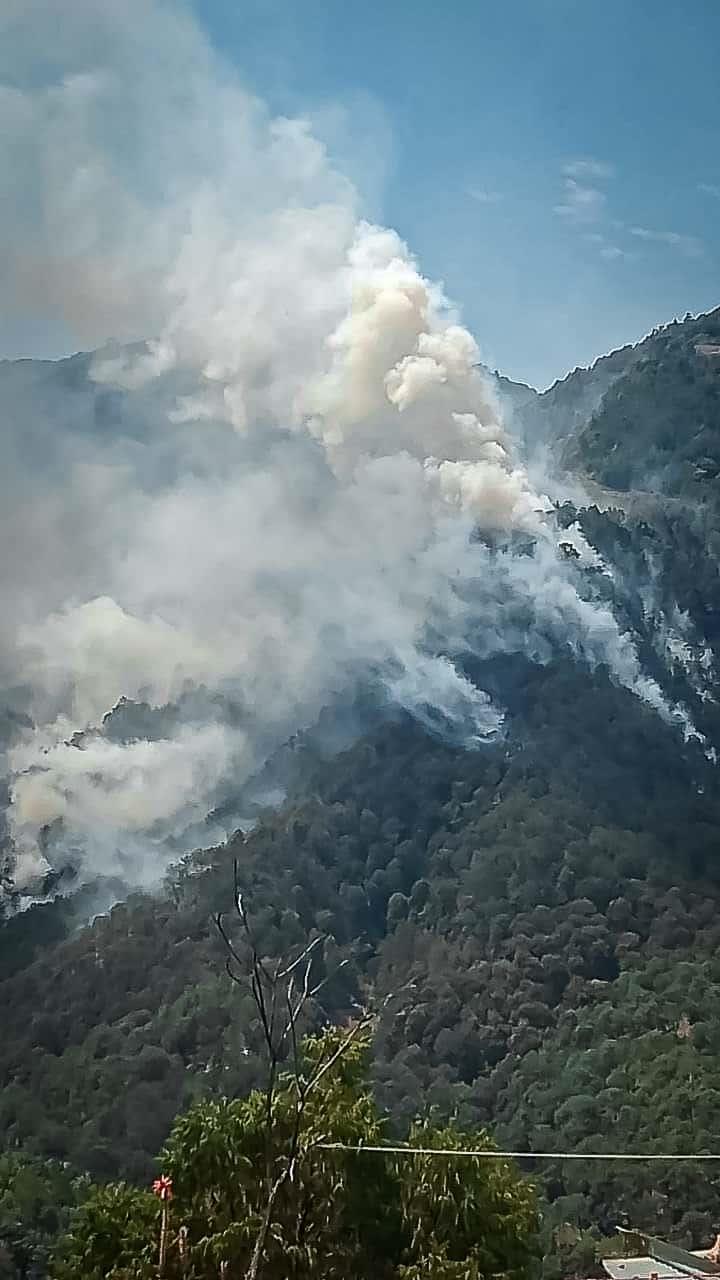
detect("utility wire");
top-left (317, 1144), bottom-right (720, 1162)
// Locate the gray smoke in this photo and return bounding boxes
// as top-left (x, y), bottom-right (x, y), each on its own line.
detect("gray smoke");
top-left (0, 0), bottom-right (691, 896)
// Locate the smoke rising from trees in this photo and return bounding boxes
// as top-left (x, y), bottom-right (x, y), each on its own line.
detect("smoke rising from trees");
top-left (0, 0), bottom-right (688, 895)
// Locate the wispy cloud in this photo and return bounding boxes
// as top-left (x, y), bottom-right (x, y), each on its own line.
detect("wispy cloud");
top-left (556, 159), bottom-right (701, 265)
top-left (583, 231), bottom-right (626, 261)
top-left (554, 177), bottom-right (606, 222)
top-left (563, 158), bottom-right (614, 180)
top-left (467, 186), bottom-right (502, 204)
top-left (629, 226), bottom-right (703, 257)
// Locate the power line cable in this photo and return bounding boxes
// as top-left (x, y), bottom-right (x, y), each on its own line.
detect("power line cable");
top-left (317, 1144), bottom-right (720, 1162)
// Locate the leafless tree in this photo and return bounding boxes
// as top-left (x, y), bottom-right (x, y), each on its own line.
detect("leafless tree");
top-left (214, 860), bottom-right (372, 1280)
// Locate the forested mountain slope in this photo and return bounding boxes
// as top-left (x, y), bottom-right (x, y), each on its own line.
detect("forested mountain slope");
top-left (3, 309), bottom-right (720, 1276)
top-left (3, 661), bottom-right (720, 1255)
top-left (513, 308), bottom-right (720, 497)
top-left (517, 343), bottom-right (639, 454)
top-left (556, 309), bottom-right (720, 497)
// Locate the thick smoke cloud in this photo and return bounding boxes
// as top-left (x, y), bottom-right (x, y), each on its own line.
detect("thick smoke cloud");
top-left (0, 0), bottom-right (690, 896)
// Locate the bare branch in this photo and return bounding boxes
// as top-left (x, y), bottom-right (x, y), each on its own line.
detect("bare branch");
top-left (214, 872), bottom-right (371, 1280)
top-left (303, 1014), bottom-right (374, 1102)
top-left (276, 934), bottom-right (322, 981)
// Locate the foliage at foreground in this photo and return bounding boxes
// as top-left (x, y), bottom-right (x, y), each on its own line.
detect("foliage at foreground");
top-left (52, 1026), bottom-right (538, 1280)
top-left (0, 1154), bottom-right (87, 1279)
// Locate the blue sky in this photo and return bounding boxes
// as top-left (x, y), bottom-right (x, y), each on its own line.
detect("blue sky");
top-left (196, 0), bottom-right (720, 389)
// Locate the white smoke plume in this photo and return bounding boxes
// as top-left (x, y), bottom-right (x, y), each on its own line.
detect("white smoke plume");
top-left (0, 0), bottom-right (691, 896)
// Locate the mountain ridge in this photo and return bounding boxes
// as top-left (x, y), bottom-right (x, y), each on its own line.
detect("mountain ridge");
top-left (2, 305), bottom-right (720, 1275)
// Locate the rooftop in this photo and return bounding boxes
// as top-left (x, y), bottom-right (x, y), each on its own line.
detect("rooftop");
top-left (604, 1258), bottom-right (703, 1280)
top-left (602, 1230), bottom-right (720, 1280)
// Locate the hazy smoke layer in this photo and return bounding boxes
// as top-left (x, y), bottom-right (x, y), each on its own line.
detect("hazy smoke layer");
top-left (0, 0), bottom-right (687, 895)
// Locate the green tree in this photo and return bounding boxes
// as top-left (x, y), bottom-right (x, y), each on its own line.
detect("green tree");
top-left (0, 1154), bottom-right (86, 1280)
top-left (52, 1183), bottom-right (158, 1280)
top-left (52, 1026), bottom-right (539, 1279)
top-left (397, 1120), bottom-right (539, 1280)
